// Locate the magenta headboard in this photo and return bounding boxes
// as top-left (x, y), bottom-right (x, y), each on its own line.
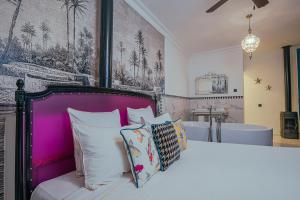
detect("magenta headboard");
top-left (15, 81), bottom-right (156, 199)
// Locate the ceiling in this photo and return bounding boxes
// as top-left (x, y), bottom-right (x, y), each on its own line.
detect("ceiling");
top-left (140, 0), bottom-right (300, 54)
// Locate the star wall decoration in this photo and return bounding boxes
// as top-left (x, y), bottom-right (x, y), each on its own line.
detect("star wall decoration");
top-left (266, 85), bottom-right (272, 91)
top-left (255, 77), bottom-right (262, 84)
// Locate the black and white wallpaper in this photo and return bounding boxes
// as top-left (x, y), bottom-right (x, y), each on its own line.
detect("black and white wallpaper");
top-left (0, 0), bottom-right (98, 106)
top-left (112, 0), bottom-right (165, 94)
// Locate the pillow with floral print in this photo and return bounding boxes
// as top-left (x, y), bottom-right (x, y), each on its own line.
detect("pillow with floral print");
top-left (120, 125), bottom-right (160, 188)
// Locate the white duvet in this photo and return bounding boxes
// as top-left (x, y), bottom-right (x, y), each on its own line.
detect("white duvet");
top-left (31, 140), bottom-right (300, 200)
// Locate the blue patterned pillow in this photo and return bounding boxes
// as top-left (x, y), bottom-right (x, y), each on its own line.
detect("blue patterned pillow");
top-left (151, 122), bottom-right (180, 171)
top-left (120, 125), bottom-right (160, 188)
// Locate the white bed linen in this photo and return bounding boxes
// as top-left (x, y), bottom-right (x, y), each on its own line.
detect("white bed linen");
top-left (30, 171), bottom-right (132, 200)
top-left (31, 141), bottom-right (300, 200)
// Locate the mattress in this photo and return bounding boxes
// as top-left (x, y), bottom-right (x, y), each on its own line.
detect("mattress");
top-left (31, 140), bottom-right (300, 200)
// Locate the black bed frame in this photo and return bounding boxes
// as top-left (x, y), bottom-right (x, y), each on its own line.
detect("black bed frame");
top-left (14, 79), bottom-right (157, 200)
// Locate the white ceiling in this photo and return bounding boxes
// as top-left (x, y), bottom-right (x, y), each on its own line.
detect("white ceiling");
top-left (140, 0), bottom-right (300, 54)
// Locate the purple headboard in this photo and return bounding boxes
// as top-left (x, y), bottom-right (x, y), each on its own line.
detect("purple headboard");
top-left (15, 80), bottom-right (156, 199)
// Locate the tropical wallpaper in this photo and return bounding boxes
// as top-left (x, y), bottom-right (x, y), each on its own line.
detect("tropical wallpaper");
top-left (0, 0), bottom-right (98, 106)
top-left (113, 0), bottom-right (165, 94)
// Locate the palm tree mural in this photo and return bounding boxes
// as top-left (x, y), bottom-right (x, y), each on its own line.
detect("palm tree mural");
top-left (157, 50), bottom-right (163, 72)
top-left (154, 61), bottom-right (160, 79)
top-left (40, 22), bottom-right (51, 50)
top-left (111, 0), bottom-right (165, 93)
top-left (0, 0), bottom-right (22, 63)
top-left (142, 56), bottom-right (148, 80)
top-left (118, 41), bottom-right (126, 66)
top-left (141, 46), bottom-right (147, 80)
top-left (21, 22), bottom-right (36, 52)
top-left (135, 30), bottom-right (144, 77)
top-left (153, 49), bottom-right (163, 80)
top-left (0, 0), bottom-right (96, 106)
top-left (58, 0), bottom-right (71, 63)
top-left (129, 49), bottom-right (138, 78)
top-left (21, 34), bottom-right (30, 50)
top-left (147, 68), bottom-right (152, 81)
top-left (76, 27), bottom-right (93, 74)
top-left (113, 30), bottom-right (164, 91)
top-left (69, 0), bottom-right (88, 70)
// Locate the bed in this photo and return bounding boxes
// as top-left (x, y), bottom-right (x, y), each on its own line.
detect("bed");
top-left (31, 140), bottom-right (300, 200)
top-left (14, 79), bottom-right (300, 200)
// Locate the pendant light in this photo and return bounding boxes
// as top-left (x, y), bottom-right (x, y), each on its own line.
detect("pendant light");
top-left (241, 14), bottom-right (260, 59)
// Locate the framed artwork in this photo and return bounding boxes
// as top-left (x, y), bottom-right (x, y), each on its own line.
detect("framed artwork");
top-left (195, 72), bottom-right (228, 95)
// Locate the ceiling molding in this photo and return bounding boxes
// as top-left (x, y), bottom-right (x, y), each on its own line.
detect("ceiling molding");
top-left (191, 45), bottom-right (243, 57)
top-left (125, 0), bottom-right (185, 52)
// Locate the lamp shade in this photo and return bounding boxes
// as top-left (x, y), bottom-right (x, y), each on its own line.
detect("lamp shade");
top-left (241, 33), bottom-right (260, 54)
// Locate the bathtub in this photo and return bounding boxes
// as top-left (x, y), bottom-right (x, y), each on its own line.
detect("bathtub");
top-left (182, 121), bottom-right (273, 146)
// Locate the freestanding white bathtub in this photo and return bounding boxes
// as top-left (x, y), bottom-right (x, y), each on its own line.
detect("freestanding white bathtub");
top-left (182, 121), bottom-right (273, 146)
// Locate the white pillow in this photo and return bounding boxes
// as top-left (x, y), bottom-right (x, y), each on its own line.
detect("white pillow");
top-left (142, 113), bottom-right (172, 132)
top-left (127, 106), bottom-right (155, 125)
top-left (142, 113), bottom-right (172, 125)
top-left (67, 108), bottom-right (121, 127)
top-left (67, 108), bottom-right (126, 176)
top-left (72, 123), bottom-right (127, 190)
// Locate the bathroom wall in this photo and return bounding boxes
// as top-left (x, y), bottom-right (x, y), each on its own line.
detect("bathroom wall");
top-left (187, 46), bottom-right (244, 122)
top-left (126, 0), bottom-right (190, 120)
top-left (244, 48), bottom-right (285, 135)
top-left (161, 38), bottom-right (190, 120)
top-left (161, 95), bottom-right (190, 120)
top-left (188, 46), bottom-right (244, 97)
top-left (164, 38), bottom-right (188, 97)
top-left (190, 96), bottom-right (244, 123)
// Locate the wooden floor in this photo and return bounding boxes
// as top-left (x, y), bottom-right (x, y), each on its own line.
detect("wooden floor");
top-left (273, 135), bottom-right (300, 147)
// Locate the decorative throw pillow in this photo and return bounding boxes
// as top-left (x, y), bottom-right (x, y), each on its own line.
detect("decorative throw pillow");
top-left (172, 119), bottom-right (187, 151)
top-left (127, 106), bottom-right (155, 125)
top-left (120, 125), bottom-right (160, 188)
top-left (67, 108), bottom-right (125, 176)
top-left (72, 124), bottom-right (127, 190)
top-left (151, 123), bottom-right (180, 171)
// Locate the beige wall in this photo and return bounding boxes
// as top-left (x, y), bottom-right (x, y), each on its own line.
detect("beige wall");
top-left (244, 49), bottom-right (285, 135)
top-left (188, 46), bottom-right (244, 97)
top-left (165, 38), bottom-right (189, 97)
top-left (244, 46), bottom-right (300, 135)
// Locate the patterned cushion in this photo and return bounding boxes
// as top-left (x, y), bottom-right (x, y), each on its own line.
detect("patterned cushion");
top-left (151, 123), bottom-right (180, 171)
top-left (120, 125), bottom-right (160, 188)
top-left (173, 119), bottom-right (187, 151)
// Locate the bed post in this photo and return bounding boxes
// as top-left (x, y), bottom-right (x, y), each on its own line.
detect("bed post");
top-left (15, 79), bottom-right (25, 200)
top-left (99, 0), bottom-right (113, 88)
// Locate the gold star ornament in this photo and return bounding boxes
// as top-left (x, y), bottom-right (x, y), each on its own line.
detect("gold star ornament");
top-left (255, 77), bottom-right (262, 84)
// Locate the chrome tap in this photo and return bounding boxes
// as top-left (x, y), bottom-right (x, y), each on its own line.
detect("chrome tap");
top-left (216, 115), bottom-right (222, 143)
top-left (208, 105), bottom-right (213, 142)
top-left (208, 106), bottom-right (222, 143)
